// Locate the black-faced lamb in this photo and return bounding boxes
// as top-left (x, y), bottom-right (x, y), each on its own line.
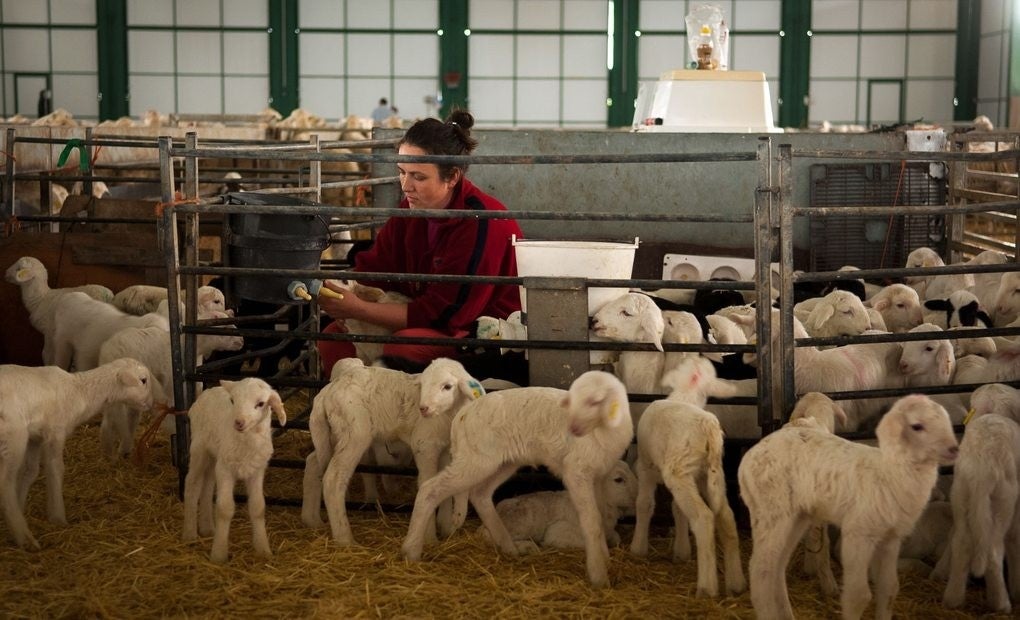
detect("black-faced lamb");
top-left (739, 394), bottom-right (959, 619)
top-left (478, 460), bottom-right (636, 550)
top-left (300, 358), bottom-right (485, 545)
top-left (629, 357), bottom-right (746, 597)
top-left (0, 358), bottom-right (153, 548)
top-left (181, 378), bottom-right (286, 563)
top-left (401, 370), bottom-right (634, 588)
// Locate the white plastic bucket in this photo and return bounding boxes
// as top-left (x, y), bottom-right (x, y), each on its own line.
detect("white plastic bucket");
top-left (512, 235), bottom-right (639, 363)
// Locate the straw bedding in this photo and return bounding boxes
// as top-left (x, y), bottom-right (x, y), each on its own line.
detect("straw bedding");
top-left (0, 398), bottom-right (1010, 619)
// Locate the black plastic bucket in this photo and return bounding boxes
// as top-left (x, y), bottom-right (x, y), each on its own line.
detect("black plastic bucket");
top-left (224, 192), bottom-right (330, 304)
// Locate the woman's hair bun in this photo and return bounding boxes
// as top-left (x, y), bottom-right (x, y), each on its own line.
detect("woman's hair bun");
top-left (446, 109), bottom-right (474, 131)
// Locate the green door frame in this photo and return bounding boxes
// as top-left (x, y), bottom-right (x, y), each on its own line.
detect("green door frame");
top-left (953, 0), bottom-right (981, 121)
top-left (607, 0), bottom-right (639, 127)
top-left (269, 0), bottom-right (299, 116)
top-left (13, 72), bottom-right (52, 116)
top-left (439, 0), bottom-right (468, 117)
top-left (96, 0), bottom-right (129, 120)
top-left (866, 78), bottom-right (905, 126)
top-left (778, 0), bottom-right (811, 128)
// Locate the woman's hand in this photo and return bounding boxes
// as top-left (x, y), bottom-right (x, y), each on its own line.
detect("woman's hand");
top-left (318, 280), bottom-right (363, 319)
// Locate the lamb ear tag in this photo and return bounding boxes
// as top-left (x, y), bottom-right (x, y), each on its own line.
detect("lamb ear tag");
top-left (467, 379), bottom-right (484, 399)
top-left (608, 401), bottom-right (619, 421)
top-left (962, 408), bottom-right (976, 425)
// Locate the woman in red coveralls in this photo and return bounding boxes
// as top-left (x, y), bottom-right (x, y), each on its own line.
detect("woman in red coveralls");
top-left (317, 109), bottom-right (522, 375)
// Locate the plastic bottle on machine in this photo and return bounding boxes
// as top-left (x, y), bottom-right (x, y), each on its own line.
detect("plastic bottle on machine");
top-left (696, 24), bottom-right (714, 70)
top-left (717, 19), bottom-right (729, 70)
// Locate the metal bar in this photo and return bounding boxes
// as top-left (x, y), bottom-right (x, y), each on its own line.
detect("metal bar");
top-left (778, 143), bottom-right (796, 425)
top-left (754, 136), bottom-right (776, 434)
top-left (791, 148), bottom-right (1020, 162)
top-left (183, 133), bottom-right (200, 408)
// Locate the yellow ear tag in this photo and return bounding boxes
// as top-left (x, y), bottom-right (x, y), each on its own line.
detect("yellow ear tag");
top-left (467, 379), bottom-right (484, 400)
top-left (962, 408), bottom-right (976, 425)
top-left (608, 401), bottom-right (619, 421)
top-left (16, 269), bottom-right (28, 280)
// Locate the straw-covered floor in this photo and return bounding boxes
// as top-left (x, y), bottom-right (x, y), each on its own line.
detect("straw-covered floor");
top-left (0, 397), bottom-right (1010, 619)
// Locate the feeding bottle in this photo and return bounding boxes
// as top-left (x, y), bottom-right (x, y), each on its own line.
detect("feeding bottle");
top-left (696, 24), bottom-right (714, 70)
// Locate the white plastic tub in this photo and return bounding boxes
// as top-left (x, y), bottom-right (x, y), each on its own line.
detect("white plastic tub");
top-left (512, 236), bottom-right (639, 364)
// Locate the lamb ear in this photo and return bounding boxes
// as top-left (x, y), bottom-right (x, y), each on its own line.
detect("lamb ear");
top-left (117, 367), bottom-right (144, 387)
top-left (639, 311), bottom-right (664, 352)
top-left (832, 402), bottom-right (849, 429)
top-left (15, 268), bottom-right (32, 282)
top-left (461, 378), bottom-right (486, 400)
top-left (871, 297), bottom-right (889, 312)
top-left (936, 344), bottom-right (954, 384)
top-left (812, 303), bottom-right (835, 327)
top-left (268, 390), bottom-right (287, 426)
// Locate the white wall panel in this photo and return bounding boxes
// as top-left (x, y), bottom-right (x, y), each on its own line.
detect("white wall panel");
top-left (300, 77), bottom-right (345, 118)
top-left (224, 33), bottom-right (268, 75)
top-left (224, 0), bottom-right (267, 27)
top-left (518, 0), bottom-right (561, 30)
top-left (394, 0), bottom-right (437, 29)
top-left (177, 32), bottom-right (222, 74)
top-left (224, 77), bottom-right (269, 113)
top-left (859, 36), bottom-right (905, 78)
top-left (563, 35), bottom-right (607, 78)
top-left (564, 0), bottom-right (607, 30)
top-left (176, 0), bottom-right (221, 27)
top-left (908, 0), bottom-right (956, 29)
top-left (516, 79), bottom-right (560, 121)
top-left (52, 31), bottom-right (97, 72)
top-left (732, 35), bottom-right (779, 77)
top-left (562, 79), bottom-right (606, 122)
top-left (905, 79), bottom-right (953, 122)
top-left (300, 34), bottom-right (345, 76)
top-left (980, 0), bottom-right (1005, 34)
top-left (977, 34), bottom-right (1003, 100)
top-left (393, 78), bottom-right (439, 119)
top-left (810, 35), bottom-right (858, 78)
top-left (394, 34), bottom-right (438, 75)
top-left (127, 0), bottom-right (173, 25)
top-left (639, 0), bottom-right (685, 32)
top-left (3, 30), bottom-right (50, 71)
top-left (469, 78), bottom-right (514, 121)
top-left (177, 76), bottom-right (222, 113)
top-left (906, 34), bottom-right (954, 78)
top-left (346, 78), bottom-right (391, 117)
top-left (734, 0), bottom-right (779, 30)
top-left (128, 75), bottom-right (175, 116)
top-left (861, 0), bottom-right (905, 29)
top-left (470, 35), bottom-right (514, 76)
top-left (469, 0), bottom-right (514, 29)
top-left (128, 30), bottom-right (175, 73)
top-left (1, 0), bottom-right (47, 23)
top-left (866, 81), bottom-right (900, 123)
top-left (53, 74), bottom-right (98, 116)
top-left (638, 35), bottom-right (684, 80)
top-left (516, 35), bottom-right (560, 78)
top-left (812, 0), bottom-right (859, 29)
top-left (809, 80), bottom-right (857, 122)
top-left (347, 0), bottom-right (391, 29)
top-left (299, 0), bottom-right (343, 29)
top-left (347, 34), bottom-right (392, 76)
top-left (51, 0), bottom-right (95, 24)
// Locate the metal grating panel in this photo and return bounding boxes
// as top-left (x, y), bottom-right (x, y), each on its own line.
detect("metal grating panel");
top-left (808, 163), bottom-right (947, 272)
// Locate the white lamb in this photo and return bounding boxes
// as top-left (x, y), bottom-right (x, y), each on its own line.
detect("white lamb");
top-left (940, 413), bottom-right (1020, 612)
top-left (96, 313), bottom-right (244, 459)
top-left (0, 358), bottom-right (154, 548)
top-left (112, 284), bottom-right (226, 316)
top-left (589, 292), bottom-right (665, 394)
top-left (5, 256), bottom-right (115, 364)
top-left (629, 357), bottom-right (746, 597)
top-left (739, 394), bottom-right (959, 620)
top-left (969, 383), bottom-right (1020, 424)
top-left (51, 291), bottom-right (169, 371)
top-left (796, 289), bottom-right (871, 339)
top-left (865, 283), bottom-right (923, 333)
top-left (478, 460), bottom-right (637, 549)
top-left (301, 358), bottom-right (486, 544)
top-left (967, 249), bottom-right (1007, 315)
top-left (897, 323), bottom-right (967, 422)
top-left (993, 271), bottom-right (1020, 326)
top-left (906, 247), bottom-right (975, 301)
top-left (323, 279), bottom-right (412, 365)
top-left (181, 378), bottom-right (287, 563)
top-left (401, 370), bottom-right (634, 588)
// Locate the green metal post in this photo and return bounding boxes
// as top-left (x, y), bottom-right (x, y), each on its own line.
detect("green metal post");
top-left (607, 0), bottom-right (638, 127)
top-left (778, 0), bottom-right (811, 128)
top-left (439, 0), bottom-right (468, 117)
top-left (269, 0), bottom-right (299, 116)
top-left (96, 0), bottom-right (128, 120)
top-left (953, 0), bottom-right (981, 121)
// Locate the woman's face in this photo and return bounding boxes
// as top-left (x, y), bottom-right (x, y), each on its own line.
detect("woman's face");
top-left (397, 144), bottom-right (460, 210)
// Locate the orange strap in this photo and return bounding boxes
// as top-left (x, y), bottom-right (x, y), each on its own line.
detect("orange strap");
top-left (132, 403), bottom-right (186, 467)
top-left (354, 176), bottom-right (370, 206)
top-left (154, 194), bottom-right (201, 218)
top-left (4, 215), bottom-right (20, 236)
top-left (0, 149), bottom-right (16, 163)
